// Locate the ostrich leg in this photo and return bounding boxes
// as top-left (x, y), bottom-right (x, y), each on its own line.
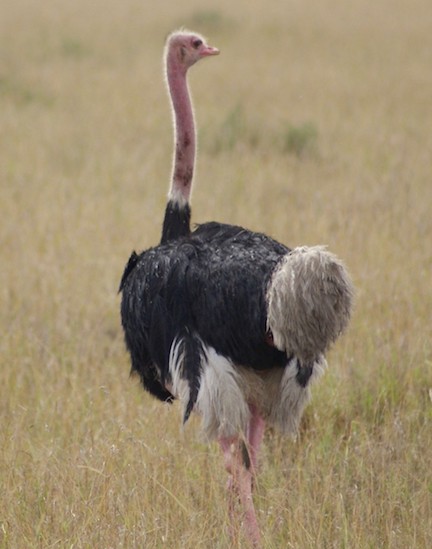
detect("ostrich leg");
top-left (219, 405), bottom-right (265, 548)
top-left (246, 404), bottom-right (266, 475)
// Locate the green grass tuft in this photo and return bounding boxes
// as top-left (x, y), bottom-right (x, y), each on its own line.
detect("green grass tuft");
top-left (283, 122), bottom-right (318, 157)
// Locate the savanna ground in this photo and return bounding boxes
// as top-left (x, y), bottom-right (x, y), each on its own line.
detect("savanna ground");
top-left (1, 0), bottom-right (431, 547)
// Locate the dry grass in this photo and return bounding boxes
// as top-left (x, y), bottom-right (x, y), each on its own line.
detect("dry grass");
top-left (1, 0), bottom-right (431, 547)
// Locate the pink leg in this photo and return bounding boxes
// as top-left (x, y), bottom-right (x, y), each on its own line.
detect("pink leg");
top-left (247, 404), bottom-right (266, 475)
top-left (219, 407), bottom-right (265, 548)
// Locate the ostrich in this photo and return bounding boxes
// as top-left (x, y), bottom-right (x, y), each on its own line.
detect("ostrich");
top-left (119, 30), bottom-right (353, 547)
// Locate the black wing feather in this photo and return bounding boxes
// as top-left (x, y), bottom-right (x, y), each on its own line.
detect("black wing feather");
top-left (119, 224), bottom-right (292, 414)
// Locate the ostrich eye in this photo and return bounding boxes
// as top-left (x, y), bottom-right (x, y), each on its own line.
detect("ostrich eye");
top-left (192, 39), bottom-right (203, 49)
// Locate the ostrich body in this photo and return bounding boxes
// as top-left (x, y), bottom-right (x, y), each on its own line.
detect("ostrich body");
top-left (120, 30), bottom-right (354, 547)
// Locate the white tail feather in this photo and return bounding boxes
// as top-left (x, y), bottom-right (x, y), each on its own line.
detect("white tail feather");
top-left (168, 337), bottom-right (190, 405)
top-left (267, 356), bottom-right (327, 435)
top-left (267, 246), bottom-right (354, 364)
top-left (196, 348), bottom-right (250, 440)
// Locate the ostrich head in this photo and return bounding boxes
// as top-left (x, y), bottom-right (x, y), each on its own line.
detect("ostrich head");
top-left (165, 30), bottom-right (219, 73)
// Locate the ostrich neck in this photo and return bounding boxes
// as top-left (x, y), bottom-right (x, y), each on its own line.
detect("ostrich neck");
top-left (167, 58), bottom-right (196, 205)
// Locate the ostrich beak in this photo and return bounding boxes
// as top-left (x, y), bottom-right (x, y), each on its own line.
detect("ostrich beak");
top-left (201, 45), bottom-right (220, 57)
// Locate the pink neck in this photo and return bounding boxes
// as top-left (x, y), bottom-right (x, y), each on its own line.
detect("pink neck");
top-left (166, 53), bottom-right (196, 205)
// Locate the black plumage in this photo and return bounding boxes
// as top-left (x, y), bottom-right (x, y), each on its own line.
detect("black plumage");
top-left (120, 222), bottom-right (291, 419)
top-left (161, 200), bottom-right (191, 244)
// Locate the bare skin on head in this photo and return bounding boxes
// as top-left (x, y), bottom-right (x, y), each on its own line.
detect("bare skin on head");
top-left (164, 31), bottom-right (219, 206)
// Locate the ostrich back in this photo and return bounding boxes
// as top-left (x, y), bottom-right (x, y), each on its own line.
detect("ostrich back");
top-left (119, 222), bottom-right (290, 405)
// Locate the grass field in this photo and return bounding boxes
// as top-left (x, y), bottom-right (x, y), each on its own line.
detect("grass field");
top-left (1, 0), bottom-right (431, 547)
